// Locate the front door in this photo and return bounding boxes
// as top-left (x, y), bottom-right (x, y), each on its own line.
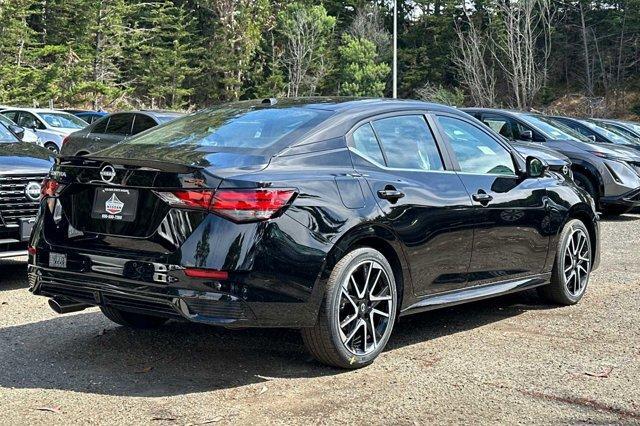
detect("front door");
top-left (434, 113), bottom-right (552, 286)
top-left (348, 113), bottom-right (476, 296)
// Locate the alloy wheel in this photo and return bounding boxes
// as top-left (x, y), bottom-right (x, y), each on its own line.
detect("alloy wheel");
top-left (337, 260), bottom-right (394, 356)
top-left (563, 227), bottom-right (591, 297)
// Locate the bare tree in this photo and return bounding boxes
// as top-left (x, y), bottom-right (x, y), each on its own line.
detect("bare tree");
top-left (491, 0), bottom-right (554, 109)
top-left (348, 4), bottom-right (391, 59)
top-left (279, 5), bottom-right (335, 97)
top-left (453, 18), bottom-right (496, 107)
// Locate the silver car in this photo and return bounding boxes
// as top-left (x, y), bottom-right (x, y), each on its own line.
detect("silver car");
top-left (0, 114), bottom-right (41, 146)
top-left (0, 108), bottom-right (87, 153)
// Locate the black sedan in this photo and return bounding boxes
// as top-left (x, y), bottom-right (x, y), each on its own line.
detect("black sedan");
top-left (61, 110), bottom-right (183, 156)
top-left (29, 98), bottom-right (599, 368)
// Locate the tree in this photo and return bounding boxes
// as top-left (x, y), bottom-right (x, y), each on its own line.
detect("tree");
top-left (453, 17), bottom-right (496, 107)
top-left (338, 34), bottom-right (390, 96)
top-left (278, 3), bottom-right (336, 97)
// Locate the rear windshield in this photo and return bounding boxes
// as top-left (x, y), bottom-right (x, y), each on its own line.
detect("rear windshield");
top-left (40, 112), bottom-right (87, 129)
top-left (124, 107), bottom-right (331, 151)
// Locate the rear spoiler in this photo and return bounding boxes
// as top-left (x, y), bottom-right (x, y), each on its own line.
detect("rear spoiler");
top-left (57, 155), bottom-right (199, 174)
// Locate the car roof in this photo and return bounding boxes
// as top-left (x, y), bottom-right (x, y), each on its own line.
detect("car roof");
top-left (461, 107), bottom-right (534, 117)
top-left (2, 107), bottom-right (74, 114)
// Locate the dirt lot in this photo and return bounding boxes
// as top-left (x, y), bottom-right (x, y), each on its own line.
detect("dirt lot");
top-left (0, 215), bottom-right (639, 425)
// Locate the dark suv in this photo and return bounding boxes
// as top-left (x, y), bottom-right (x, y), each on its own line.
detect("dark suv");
top-left (61, 111), bottom-right (183, 156)
top-left (29, 99), bottom-right (599, 368)
top-left (464, 108), bottom-right (640, 215)
top-left (0, 121), bottom-right (53, 258)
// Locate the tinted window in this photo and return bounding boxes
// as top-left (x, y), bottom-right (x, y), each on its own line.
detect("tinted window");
top-left (351, 123), bottom-right (385, 165)
top-left (91, 117), bottom-right (109, 134)
top-left (17, 113), bottom-right (41, 129)
top-left (106, 114), bottom-right (134, 135)
top-left (438, 116), bottom-right (515, 175)
top-left (132, 114), bottom-right (157, 135)
top-left (482, 115), bottom-right (515, 139)
top-left (2, 111), bottom-right (18, 122)
top-left (371, 115), bottom-right (443, 171)
top-left (125, 107), bottom-right (330, 151)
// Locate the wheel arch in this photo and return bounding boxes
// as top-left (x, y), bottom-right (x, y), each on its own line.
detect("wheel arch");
top-left (571, 161), bottom-right (604, 198)
top-left (323, 223), bottom-right (412, 311)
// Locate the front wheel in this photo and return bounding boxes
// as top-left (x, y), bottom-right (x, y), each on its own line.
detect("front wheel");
top-left (538, 219), bottom-right (592, 305)
top-left (302, 247), bottom-right (398, 369)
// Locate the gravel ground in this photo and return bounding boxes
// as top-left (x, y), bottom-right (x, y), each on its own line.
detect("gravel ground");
top-left (0, 215), bottom-right (639, 425)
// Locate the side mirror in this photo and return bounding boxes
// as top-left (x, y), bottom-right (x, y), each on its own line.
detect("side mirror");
top-left (587, 135), bottom-right (596, 142)
top-left (8, 124), bottom-right (25, 140)
top-left (526, 156), bottom-right (548, 178)
top-left (519, 130), bottom-right (534, 141)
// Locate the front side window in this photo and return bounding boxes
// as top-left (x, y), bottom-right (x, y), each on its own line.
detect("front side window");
top-left (350, 123), bottom-right (385, 165)
top-left (438, 116), bottom-right (515, 175)
top-left (371, 115), bottom-right (444, 171)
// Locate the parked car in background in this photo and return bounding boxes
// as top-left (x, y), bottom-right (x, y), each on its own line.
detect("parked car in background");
top-left (0, 114), bottom-right (41, 146)
top-left (30, 98), bottom-right (600, 369)
top-left (0, 108), bottom-right (87, 153)
top-left (64, 109), bottom-right (109, 124)
top-left (551, 116), bottom-right (640, 149)
top-left (591, 118), bottom-right (640, 144)
top-left (61, 110), bottom-right (183, 156)
top-left (463, 108), bottom-right (640, 215)
top-left (0, 120), bottom-right (54, 258)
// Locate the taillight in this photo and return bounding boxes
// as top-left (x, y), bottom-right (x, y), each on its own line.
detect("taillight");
top-left (156, 188), bottom-right (296, 222)
top-left (210, 189), bottom-right (296, 222)
top-left (41, 178), bottom-right (60, 198)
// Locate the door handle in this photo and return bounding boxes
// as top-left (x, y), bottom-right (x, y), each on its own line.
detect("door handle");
top-left (472, 192), bottom-right (493, 205)
top-left (378, 187), bottom-right (405, 201)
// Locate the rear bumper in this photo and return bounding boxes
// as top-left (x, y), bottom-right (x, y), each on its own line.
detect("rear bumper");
top-left (28, 251), bottom-right (323, 329)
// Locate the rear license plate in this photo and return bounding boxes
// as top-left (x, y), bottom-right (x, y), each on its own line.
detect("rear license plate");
top-left (91, 187), bottom-right (138, 222)
top-left (19, 217), bottom-right (35, 242)
top-left (49, 252), bottom-right (67, 269)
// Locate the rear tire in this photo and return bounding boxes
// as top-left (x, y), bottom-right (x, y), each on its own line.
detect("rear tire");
top-left (538, 219), bottom-right (592, 305)
top-left (100, 306), bottom-right (168, 329)
top-left (44, 142), bottom-right (59, 154)
top-left (302, 247), bottom-right (398, 369)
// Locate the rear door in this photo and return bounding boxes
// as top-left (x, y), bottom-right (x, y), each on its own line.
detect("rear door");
top-left (348, 112), bottom-right (475, 296)
top-left (433, 113), bottom-right (551, 286)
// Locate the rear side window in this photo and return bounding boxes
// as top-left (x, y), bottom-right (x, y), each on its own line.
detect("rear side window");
top-left (91, 117), bottom-right (109, 134)
top-left (371, 115), bottom-right (444, 171)
top-left (106, 114), bottom-right (134, 135)
top-left (125, 107), bottom-right (330, 151)
top-left (132, 114), bottom-right (157, 135)
top-left (351, 123), bottom-right (385, 165)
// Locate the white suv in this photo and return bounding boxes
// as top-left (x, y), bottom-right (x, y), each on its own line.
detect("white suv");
top-left (0, 108), bottom-right (87, 153)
